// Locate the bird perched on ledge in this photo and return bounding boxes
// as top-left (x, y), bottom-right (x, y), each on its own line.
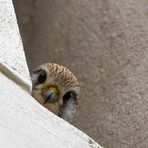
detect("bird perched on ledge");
top-left (31, 63), bottom-right (80, 123)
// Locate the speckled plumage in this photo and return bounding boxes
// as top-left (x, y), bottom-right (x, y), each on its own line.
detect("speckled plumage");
top-left (31, 63), bottom-right (80, 123)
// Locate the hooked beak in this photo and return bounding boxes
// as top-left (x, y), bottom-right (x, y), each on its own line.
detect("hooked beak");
top-left (44, 91), bottom-right (53, 104)
top-left (43, 87), bottom-right (58, 104)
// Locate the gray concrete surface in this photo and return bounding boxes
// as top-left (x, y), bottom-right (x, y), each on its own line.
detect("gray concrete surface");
top-left (13, 0), bottom-right (148, 147)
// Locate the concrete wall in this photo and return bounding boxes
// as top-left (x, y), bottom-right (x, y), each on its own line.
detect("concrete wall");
top-left (13, 0), bottom-right (148, 147)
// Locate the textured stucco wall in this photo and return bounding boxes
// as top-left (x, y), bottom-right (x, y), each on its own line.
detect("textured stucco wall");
top-left (13, 0), bottom-right (148, 147)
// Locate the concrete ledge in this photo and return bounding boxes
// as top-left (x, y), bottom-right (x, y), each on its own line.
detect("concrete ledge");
top-left (0, 0), bottom-right (31, 92)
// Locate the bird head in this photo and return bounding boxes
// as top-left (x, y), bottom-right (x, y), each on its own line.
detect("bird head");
top-left (31, 63), bottom-right (80, 123)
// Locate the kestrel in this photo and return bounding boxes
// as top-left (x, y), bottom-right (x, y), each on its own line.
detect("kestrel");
top-left (31, 63), bottom-right (80, 123)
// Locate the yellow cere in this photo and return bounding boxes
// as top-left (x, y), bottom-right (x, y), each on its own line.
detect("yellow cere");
top-left (47, 86), bottom-right (59, 94)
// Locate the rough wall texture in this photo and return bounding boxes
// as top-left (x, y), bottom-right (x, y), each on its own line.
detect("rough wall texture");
top-left (13, 0), bottom-right (148, 147)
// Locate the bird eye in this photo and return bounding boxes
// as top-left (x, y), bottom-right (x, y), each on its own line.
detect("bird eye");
top-left (63, 91), bottom-right (77, 102)
top-left (38, 70), bottom-right (47, 84)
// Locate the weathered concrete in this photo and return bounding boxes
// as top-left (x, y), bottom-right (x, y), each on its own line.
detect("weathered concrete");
top-left (0, 0), bottom-right (31, 92)
top-left (13, 0), bottom-right (148, 147)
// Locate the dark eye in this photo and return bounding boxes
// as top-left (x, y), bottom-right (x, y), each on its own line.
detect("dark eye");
top-left (63, 91), bottom-right (77, 102)
top-left (38, 70), bottom-right (47, 84)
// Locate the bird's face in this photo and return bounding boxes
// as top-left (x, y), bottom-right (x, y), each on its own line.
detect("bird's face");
top-left (31, 63), bottom-right (80, 123)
